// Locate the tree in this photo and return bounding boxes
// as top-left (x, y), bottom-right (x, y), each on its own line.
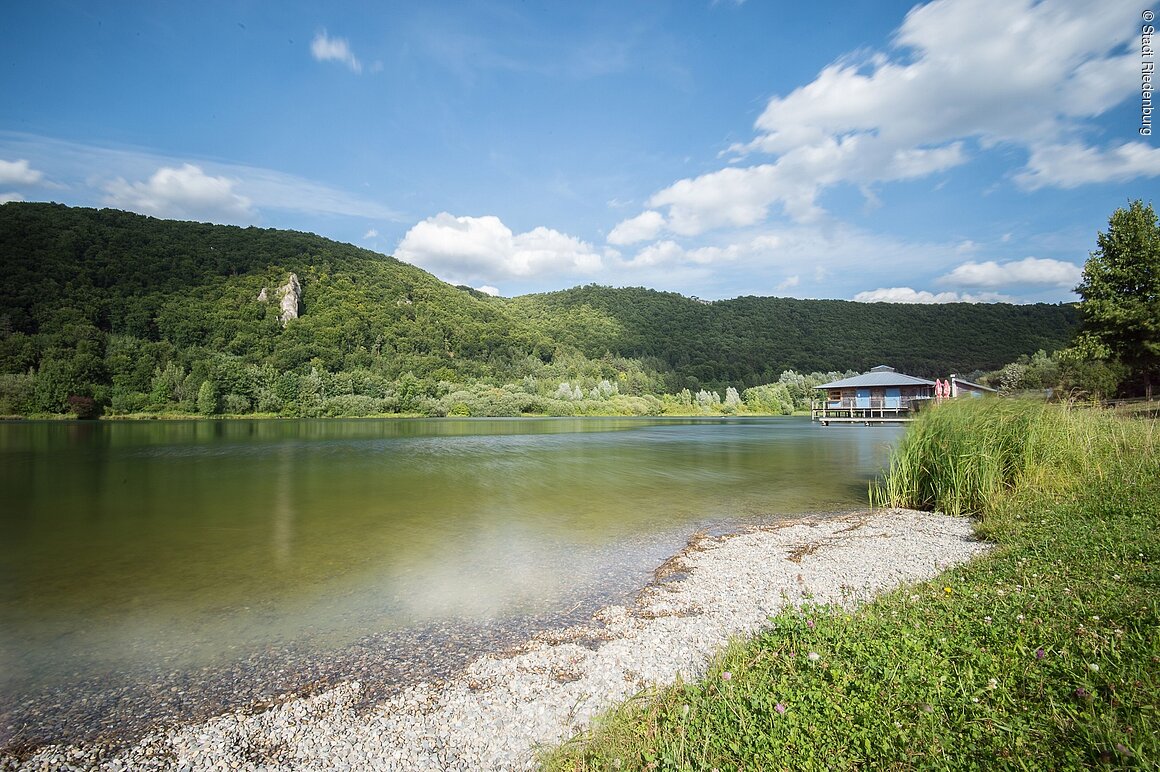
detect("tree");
top-left (196, 379), bottom-right (220, 415)
top-left (1075, 200), bottom-right (1160, 399)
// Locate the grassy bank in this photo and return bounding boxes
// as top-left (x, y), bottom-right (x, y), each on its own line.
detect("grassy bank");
top-left (542, 400), bottom-right (1159, 770)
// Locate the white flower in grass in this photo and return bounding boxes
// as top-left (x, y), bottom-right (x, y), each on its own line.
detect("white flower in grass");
top-left (807, 652), bottom-right (820, 662)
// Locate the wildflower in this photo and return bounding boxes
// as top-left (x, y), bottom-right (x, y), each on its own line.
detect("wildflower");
top-left (983, 616), bottom-right (992, 624)
top-left (1075, 686), bottom-right (1090, 698)
top-left (1016, 614), bottom-right (1024, 622)
top-left (971, 697), bottom-right (979, 703)
top-left (775, 702), bottom-right (787, 714)
top-left (1035, 648), bottom-right (1046, 660)
top-left (807, 652), bottom-right (820, 662)
top-left (721, 671), bottom-right (732, 681)
top-left (987, 678), bottom-right (998, 690)
top-left (944, 587), bottom-right (953, 595)
top-left (682, 704), bottom-right (690, 717)
top-left (807, 619), bottom-right (815, 629)
top-left (1113, 574), bottom-right (1122, 581)
top-left (1091, 615), bottom-right (1100, 622)
top-left (1089, 663), bottom-right (1100, 673)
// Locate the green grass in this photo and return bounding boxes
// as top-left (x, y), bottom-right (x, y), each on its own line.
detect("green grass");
top-left (541, 400), bottom-right (1160, 770)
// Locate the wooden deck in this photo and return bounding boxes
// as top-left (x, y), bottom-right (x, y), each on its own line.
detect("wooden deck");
top-left (811, 397), bottom-right (930, 426)
top-left (814, 415), bottom-right (916, 425)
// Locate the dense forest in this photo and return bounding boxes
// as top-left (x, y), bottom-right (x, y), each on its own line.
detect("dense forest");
top-left (0, 202), bottom-right (1079, 417)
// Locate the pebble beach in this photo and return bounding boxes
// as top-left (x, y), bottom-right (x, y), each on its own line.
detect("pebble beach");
top-left (3, 508), bottom-right (990, 771)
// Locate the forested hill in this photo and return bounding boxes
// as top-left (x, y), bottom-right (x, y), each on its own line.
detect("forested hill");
top-left (514, 286), bottom-right (1077, 384)
top-left (0, 202), bottom-right (1078, 416)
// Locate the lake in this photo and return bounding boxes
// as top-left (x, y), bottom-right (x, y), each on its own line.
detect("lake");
top-left (0, 416), bottom-right (902, 748)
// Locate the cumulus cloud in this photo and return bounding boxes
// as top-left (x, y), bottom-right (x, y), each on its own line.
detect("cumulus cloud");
top-left (938, 257), bottom-right (1082, 288)
top-left (853, 287), bottom-right (1012, 304)
top-left (617, 233), bottom-right (783, 271)
top-left (622, 240), bottom-right (686, 268)
top-left (395, 213), bottom-right (602, 284)
top-left (1015, 142), bottom-right (1160, 189)
top-left (103, 163), bottom-right (256, 224)
top-left (476, 285), bottom-right (501, 296)
top-left (0, 158), bottom-right (43, 186)
top-left (1, 192), bottom-right (25, 204)
top-left (311, 30), bottom-right (362, 73)
top-left (607, 210), bottom-right (665, 245)
top-left (629, 0), bottom-right (1144, 239)
top-left (363, 228), bottom-right (379, 239)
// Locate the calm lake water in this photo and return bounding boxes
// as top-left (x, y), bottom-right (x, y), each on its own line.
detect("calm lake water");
top-left (0, 416), bottom-right (902, 747)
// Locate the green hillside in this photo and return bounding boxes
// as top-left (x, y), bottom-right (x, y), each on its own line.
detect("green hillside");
top-left (514, 286), bottom-right (1077, 386)
top-left (0, 202), bottom-right (1078, 417)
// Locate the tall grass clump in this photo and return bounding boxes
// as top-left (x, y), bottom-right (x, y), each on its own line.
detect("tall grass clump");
top-left (870, 398), bottom-right (1123, 518)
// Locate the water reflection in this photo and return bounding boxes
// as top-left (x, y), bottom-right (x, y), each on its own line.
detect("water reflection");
top-left (0, 417), bottom-right (902, 744)
top-left (272, 444), bottom-right (295, 567)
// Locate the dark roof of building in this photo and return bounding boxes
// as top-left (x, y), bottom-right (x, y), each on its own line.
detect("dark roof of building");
top-left (815, 365), bottom-right (936, 389)
top-left (952, 377), bottom-right (997, 393)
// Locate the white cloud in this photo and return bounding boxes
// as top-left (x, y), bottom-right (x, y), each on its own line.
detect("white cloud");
top-left (104, 164), bottom-right (256, 224)
top-left (938, 257), bottom-right (1082, 288)
top-left (0, 158), bottom-right (43, 186)
top-left (363, 228), bottom-right (379, 239)
top-left (0, 133), bottom-right (406, 224)
top-left (635, 0), bottom-right (1144, 238)
top-left (618, 233), bottom-right (784, 271)
top-left (854, 287), bottom-right (1012, 303)
top-left (476, 285), bottom-right (500, 296)
top-left (395, 213), bottom-right (602, 284)
top-left (1016, 142), bottom-right (1160, 189)
top-left (311, 30), bottom-right (362, 73)
top-left (1, 192), bottom-right (25, 204)
top-left (775, 275), bottom-right (800, 292)
top-left (607, 210), bottom-right (665, 245)
top-left (623, 240), bottom-right (686, 268)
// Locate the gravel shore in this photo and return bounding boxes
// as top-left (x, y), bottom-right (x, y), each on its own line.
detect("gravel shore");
top-left (3, 508), bottom-right (989, 771)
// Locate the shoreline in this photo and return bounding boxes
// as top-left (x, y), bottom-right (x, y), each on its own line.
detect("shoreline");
top-left (2, 508), bottom-right (989, 771)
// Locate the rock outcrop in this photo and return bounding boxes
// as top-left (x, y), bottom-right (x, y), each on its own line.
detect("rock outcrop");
top-left (257, 274), bottom-right (302, 326)
top-left (278, 273), bottom-right (301, 326)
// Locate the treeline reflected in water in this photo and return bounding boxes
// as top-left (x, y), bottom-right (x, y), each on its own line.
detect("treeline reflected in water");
top-left (0, 417), bottom-right (900, 744)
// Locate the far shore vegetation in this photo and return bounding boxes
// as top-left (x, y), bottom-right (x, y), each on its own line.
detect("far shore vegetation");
top-left (2, 202), bottom-right (1083, 421)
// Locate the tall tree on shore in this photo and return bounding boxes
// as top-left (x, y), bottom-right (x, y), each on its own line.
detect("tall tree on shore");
top-left (1075, 200), bottom-right (1160, 400)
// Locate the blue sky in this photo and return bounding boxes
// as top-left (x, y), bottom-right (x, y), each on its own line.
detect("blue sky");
top-left (2, 0), bottom-right (1157, 303)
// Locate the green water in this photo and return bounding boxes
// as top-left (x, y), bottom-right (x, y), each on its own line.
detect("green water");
top-left (0, 416), bottom-right (901, 742)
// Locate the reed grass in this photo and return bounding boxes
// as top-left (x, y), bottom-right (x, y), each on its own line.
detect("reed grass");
top-left (869, 399), bottom-right (1133, 518)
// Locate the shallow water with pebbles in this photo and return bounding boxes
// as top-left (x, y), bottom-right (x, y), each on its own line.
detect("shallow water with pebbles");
top-left (2, 508), bottom-right (989, 771)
